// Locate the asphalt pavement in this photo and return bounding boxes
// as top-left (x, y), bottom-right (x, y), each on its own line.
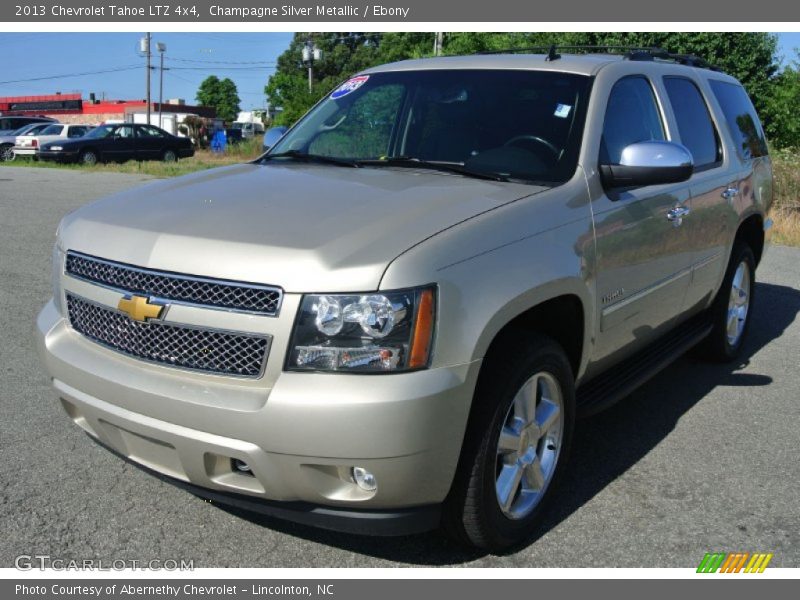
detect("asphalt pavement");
top-left (1, 166), bottom-right (798, 568)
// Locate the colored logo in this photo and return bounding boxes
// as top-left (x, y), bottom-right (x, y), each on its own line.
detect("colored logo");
top-left (330, 75), bottom-right (370, 99)
top-left (697, 552), bottom-right (774, 573)
top-left (117, 295), bottom-right (166, 322)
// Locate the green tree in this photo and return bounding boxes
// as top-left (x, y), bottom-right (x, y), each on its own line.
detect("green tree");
top-left (196, 75), bottom-right (241, 123)
top-left (764, 53), bottom-right (800, 148)
top-left (265, 32), bottom-right (785, 142)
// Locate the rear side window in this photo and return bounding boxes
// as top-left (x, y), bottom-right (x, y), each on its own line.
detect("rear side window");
top-left (664, 77), bottom-right (721, 169)
top-left (601, 76), bottom-right (665, 164)
top-left (709, 80), bottom-right (768, 159)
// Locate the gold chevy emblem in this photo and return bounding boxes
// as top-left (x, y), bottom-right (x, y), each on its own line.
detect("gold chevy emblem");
top-left (117, 295), bottom-right (165, 322)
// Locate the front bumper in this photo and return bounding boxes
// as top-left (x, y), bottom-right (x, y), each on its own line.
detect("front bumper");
top-left (38, 150), bottom-right (78, 162)
top-left (36, 300), bottom-right (479, 532)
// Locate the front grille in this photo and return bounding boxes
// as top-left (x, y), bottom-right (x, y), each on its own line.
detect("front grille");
top-left (65, 251), bottom-right (282, 315)
top-left (66, 293), bottom-right (270, 378)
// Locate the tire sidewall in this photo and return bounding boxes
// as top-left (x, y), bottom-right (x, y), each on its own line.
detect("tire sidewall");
top-left (718, 243), bottom-right (756, 358)
top-left (449, 336), bottom-right (575, 550)
top-left (163, 149), bottom-right (177, 162)
top-left (81, 150), bottom-right (98, 166)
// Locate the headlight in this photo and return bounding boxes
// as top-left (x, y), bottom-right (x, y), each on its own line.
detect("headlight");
top-left (49, 146), bottom-right (63, 151)
top-left (287, 286), bottom-right (436, 373)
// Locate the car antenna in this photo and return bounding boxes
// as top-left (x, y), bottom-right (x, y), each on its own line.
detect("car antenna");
top-left (546, 45), bottom-right (561, 62)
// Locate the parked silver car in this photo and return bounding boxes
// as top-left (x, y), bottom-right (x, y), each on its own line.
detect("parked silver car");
top-left (36, 49), bottom-right (773, 550)
top-left (0, 122), bottom-right (53, 161)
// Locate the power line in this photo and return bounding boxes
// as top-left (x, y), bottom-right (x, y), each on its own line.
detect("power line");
top-left (165, 57), bottom-right (276, 65)
top-left (0, 65), bottom-right (141, 86)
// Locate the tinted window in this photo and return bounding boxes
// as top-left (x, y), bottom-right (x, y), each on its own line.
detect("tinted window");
top-left (68, 126), bottom-right (88, 138)
top-left (40, 125), bottom-right (64, 136)
top-left (138, 125), bottom-right (166, 138)
top-left (114, 125), bottom-right (134, 138)
top-left (601, 76), bottom-right (665, 164)
top-left (664, 77), bottom-right (720, 168)
top-left (709, 80), bottom-right (768, 159)
top-left (271, 69), bottom-right (592, 184)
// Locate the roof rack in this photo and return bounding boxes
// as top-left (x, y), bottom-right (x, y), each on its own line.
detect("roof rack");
top-left (476, 44), bottom-right (721, 71)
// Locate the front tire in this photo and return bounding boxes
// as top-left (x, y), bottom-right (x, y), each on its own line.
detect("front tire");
top-left (700, 241), bottom-right (756, 362)
top-left (162, 149), bottom-right (177, 162)
top-left (443, 334), bottom-right (575, 551)
top-left (79, 150), bottom-right (99, 166)
top-left (0, 144), bottom-right (13, 162)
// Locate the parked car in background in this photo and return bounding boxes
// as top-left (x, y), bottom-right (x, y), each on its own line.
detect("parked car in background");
top-left (0, 122), bottom-right (53, 161)
top-left (38, 123), bottom-right (194, 164)
top-left (14, 123), bottom-right (93, 158)
top-left (0, 115), bottom-right (56, 135)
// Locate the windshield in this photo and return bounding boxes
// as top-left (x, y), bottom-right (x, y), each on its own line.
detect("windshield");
top-left (84, 125), bottom-right (116, 139)
top-left (267, 69), bottom-right (591, 183)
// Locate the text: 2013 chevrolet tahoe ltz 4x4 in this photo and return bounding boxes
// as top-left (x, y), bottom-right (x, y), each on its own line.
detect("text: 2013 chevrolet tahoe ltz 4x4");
top-left (36, 50), bottom-right (773, 551)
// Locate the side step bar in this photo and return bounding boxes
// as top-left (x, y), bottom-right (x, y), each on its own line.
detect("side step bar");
top-left (576, 314), bottom-right (713, 417)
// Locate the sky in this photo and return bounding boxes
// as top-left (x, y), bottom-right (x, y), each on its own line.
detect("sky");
top-left (2, 32), bottom-right (799, 110)
top-left (2, 33), bottom-right (293, 109)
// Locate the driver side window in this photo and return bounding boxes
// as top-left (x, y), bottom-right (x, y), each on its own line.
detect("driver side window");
top-left (600, 76), bottom-right (665, 165)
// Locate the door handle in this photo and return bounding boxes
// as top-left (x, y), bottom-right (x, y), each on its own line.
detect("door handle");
top-left (722, 187), bottom-right (739, 200)
top-left (666, 205), bottom-right (691, 224)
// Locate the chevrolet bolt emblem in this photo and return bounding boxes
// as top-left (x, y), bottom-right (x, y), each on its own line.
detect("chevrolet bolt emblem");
top-left (117, 295), bottom-right (165, 322)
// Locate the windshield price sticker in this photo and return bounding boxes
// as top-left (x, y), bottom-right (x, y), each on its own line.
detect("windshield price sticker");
top-left (554, 104), bottom-right (572, 118)
top-left (330, 76), bottom-right (370, 99)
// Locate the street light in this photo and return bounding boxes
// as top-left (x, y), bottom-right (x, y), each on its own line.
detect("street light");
top-left (301, 39), bottom-right (322, 93)
top-left (157, 42), bottom-right (167, 128)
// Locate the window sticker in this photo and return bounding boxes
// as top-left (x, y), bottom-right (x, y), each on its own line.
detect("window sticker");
top-left (554, 104), bottom-right (572, 118)
top-left (330, 75), bottom-right (370, 100)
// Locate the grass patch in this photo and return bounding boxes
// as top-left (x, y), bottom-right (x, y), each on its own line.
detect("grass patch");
top-left (0, 137), bottom-right (265, 178)
top-left (771, 148), bottom-right (800, 247)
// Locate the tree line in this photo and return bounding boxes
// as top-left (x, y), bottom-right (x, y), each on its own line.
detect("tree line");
top-left (261, 32), bottom-right (800, 149)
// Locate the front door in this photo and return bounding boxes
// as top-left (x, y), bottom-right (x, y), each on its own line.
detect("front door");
top-left (591, 75), bottom-right (695, 369)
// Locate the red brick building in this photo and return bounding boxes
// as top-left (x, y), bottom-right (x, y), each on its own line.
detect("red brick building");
top-left (0, 93), bottom-right (216, 125)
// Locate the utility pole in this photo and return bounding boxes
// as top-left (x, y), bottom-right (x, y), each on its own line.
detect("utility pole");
top-left (144, 32), bottom-right (152, 125)
top-left (301, 36), bottom-right (322, 93)
top-left (434, 32), bottom-right (444, 56)
top-left (157, 42), bottom-right (167, 129)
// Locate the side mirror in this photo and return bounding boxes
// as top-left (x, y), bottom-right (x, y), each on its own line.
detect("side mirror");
top-left (601, 141), bottom-right (693, 189)
top-left (263, 126), bottom-right (288, 152)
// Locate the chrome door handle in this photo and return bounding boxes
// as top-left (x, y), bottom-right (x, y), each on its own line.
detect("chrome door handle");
top-left (722, 187), bottom-right (739, 199)
top-left (666, 205), bottom-right (691, 223)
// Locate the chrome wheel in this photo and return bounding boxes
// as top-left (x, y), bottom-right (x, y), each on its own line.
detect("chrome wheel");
top-left (726, 260), bottom-right (751, 346)
top-left (495, 371), bottom-right (563, 520)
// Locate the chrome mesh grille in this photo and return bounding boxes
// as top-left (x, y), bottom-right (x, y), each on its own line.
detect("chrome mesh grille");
top-left (66, 294), bottom-right (270, 378)
top-left (65, 251), bottom-right (282, 315)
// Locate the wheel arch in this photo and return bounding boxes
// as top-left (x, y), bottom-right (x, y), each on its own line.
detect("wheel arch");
top-left (735, 213), bottom-right (765, 266)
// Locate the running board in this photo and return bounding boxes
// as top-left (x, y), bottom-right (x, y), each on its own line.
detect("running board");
top-left (576, 314), bottom-right (713, 417)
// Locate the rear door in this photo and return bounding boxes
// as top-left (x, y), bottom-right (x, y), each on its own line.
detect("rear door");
top-left (135, 124), bottom-right (167, 160)
top-left (661, 76), bottom-right (735, 313)
top-left (590, 75), bottom-right (694, 369)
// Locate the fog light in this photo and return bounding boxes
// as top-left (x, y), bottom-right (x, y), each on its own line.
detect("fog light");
top-left (232, 459), bottom-right (253, 475)
top-left (351, 467), bottom-right (377, 492)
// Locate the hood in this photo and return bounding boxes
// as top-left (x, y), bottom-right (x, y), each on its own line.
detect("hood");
top-left (59, 162), bottom-right (543, 292)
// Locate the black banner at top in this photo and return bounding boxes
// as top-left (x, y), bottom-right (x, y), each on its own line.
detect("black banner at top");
top-left (3, 0), bottom-right (800, 22)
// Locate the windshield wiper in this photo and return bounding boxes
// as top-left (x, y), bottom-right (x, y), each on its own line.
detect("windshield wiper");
top-left (260, 150), bottom-right (360, 168)
top-left (356, 156), bottom-right (509, 182)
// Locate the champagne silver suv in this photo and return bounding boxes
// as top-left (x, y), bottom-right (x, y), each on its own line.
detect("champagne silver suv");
top-left (36, 49), bottom-right (773, 551)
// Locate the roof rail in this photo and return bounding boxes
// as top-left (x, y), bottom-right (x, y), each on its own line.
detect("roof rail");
top-left (475, 45), bottom-right (721, 71)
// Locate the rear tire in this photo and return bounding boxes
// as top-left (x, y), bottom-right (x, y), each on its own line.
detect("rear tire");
top-left (162, 149), bottom-right (177, 162)
top-left (442, 333), bottom-right (575, 551)
top-left (699, 241), bottom-right (756, 362)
